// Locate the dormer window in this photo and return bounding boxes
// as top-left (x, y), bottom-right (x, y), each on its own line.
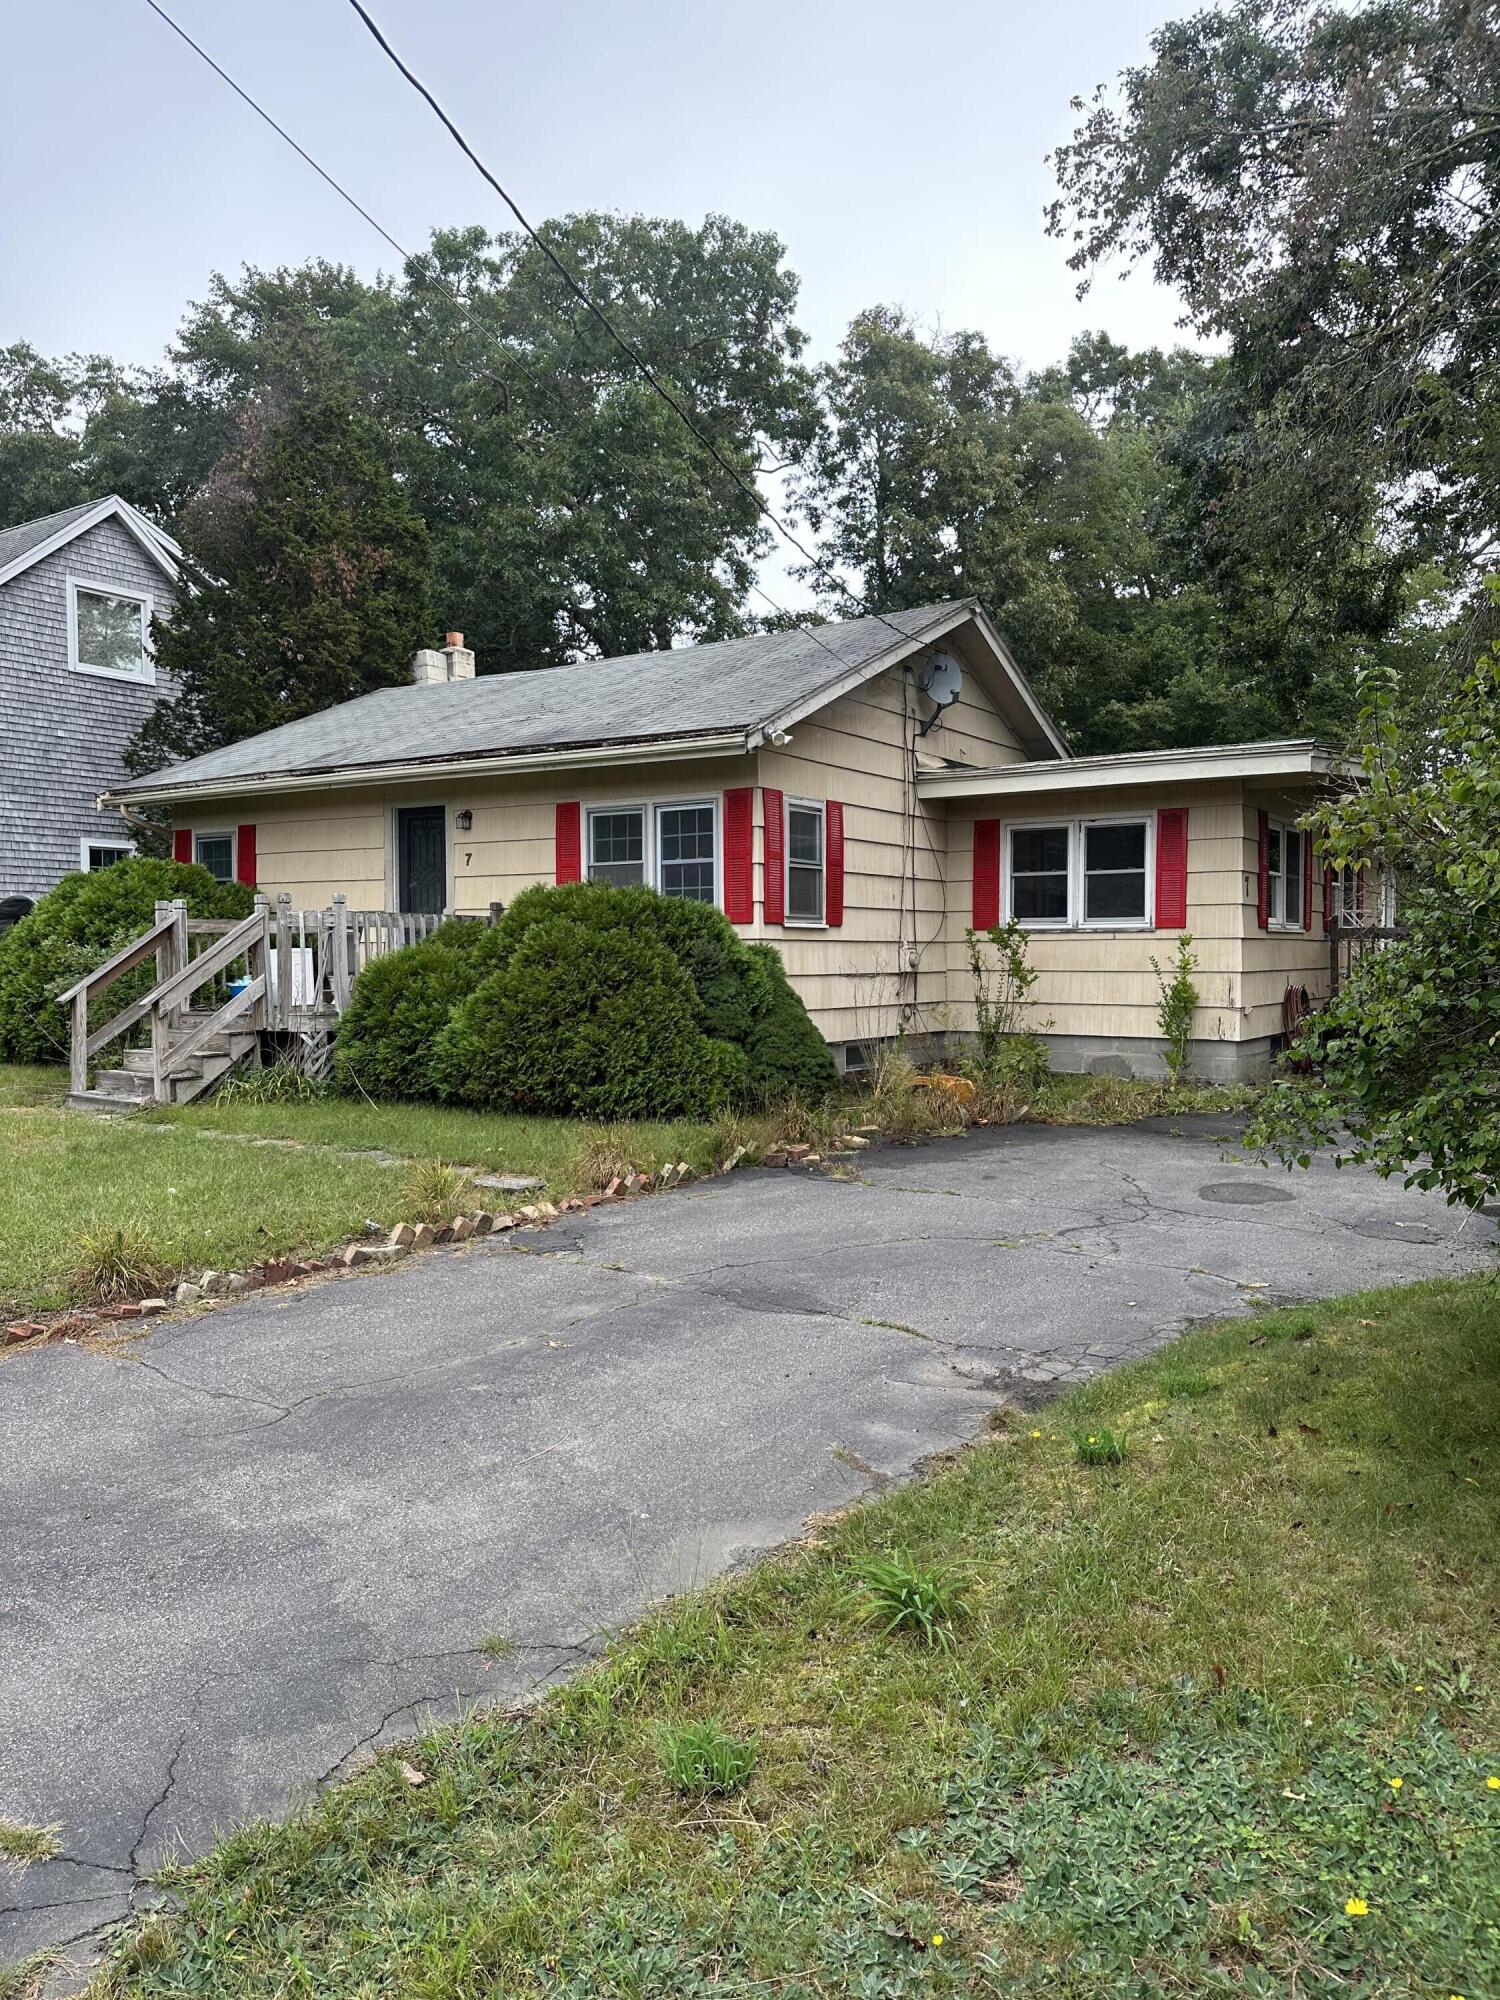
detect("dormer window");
top-left (68, 578), bottom-right (154, 683)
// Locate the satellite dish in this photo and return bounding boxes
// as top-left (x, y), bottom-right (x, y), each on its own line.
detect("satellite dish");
top-left (916, 651), bottom-right (963, 734)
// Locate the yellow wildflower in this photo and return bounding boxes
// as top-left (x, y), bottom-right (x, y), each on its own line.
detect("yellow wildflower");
top-left (1030, 1429), bottom-right (1042, 1439)
top-left (1487, 1775), bottom-right (1500, 1790)
top-left (930, 1933), bottom-right (944, 1948)
top-left (1388, 1777), bottom-right (1403, 1792)
top-left (1344, 1897), bottom-right (1369, 1918)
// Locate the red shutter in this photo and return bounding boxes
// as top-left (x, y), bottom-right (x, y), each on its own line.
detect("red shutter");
top-left (1256, 810), bottom-right (1270, 929)
top-left (1301, 830), bottom-right (1313, 934)
top-left (173, 827), bottom-right (192, 865)
top-left (825, 801), bottom-right (845, 927)
top-left (555, 801), bottom-right (582, 884)
top-left (723, 787), bottom-right (754, 923)
top-left (1154, 807), bottom-right (1188, 929)
top-left (1323, 862), bottom-right (1334, 933)
top-left (762, 787), bottom-right (785, 924)
top-left (972, 819), bottom-right (1001, 929)
top-left (235, 823), bottom-right (257, 887)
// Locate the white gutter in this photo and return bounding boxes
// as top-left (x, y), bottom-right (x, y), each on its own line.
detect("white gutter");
top-left (916, 740), bottom-right (1353, 799)
top-left (101, 730), bottom-right (752, 809)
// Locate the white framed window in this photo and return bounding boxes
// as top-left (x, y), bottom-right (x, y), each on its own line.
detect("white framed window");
top-left (67, 576), bottom-right (155, 683)
top-left (1267, 819), bottom-right (1304, 930)
top-left (81, 839), bottom-right (133, 872)
top-left (195, 831), bottom-right (235, 884)
top-left (1007, 817), bottom-right (1153, 930)
top-left (785, 799), bottom-right (825, 924)
top-left (587, 806), bottom-right (646, 887)
top-left (655, 799), bottom-right (716, 902)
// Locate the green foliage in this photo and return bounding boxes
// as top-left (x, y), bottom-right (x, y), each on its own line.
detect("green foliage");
top-left (1049, 0), bottom-right (1500, 602)
top-left (131, 385), bottom-right (433, 769)
top-left (1249, 638), bottom-right (1500, 1206)
top-left (214, 1059), bottom-right (327, 1106)
top-left (844, 1550), bottom-right (970, 1651)
top-left (333, 920), bottom-right (505, 1103)
top-left (742, 942), bottom-right (839, 1104)
top-left (967, 918), bottom-right (1041, 1070)
top-left (0, 858), bottom-right (252, 1064)
top-left (67, 1220), bottom-right (166, 1305)
top-left (0, 1817), bottom-right (60, 1867)
top-left (398, 1158), bottom-right (474, 1225)
top-left (1151, 932), bottom-right (1199, 1083)
top-left (657, 1721), bottom-right (758, 1796)
top-left (433, 918), bottom-right (742, 1120)
top-left (1071, 1426), bottom-right (1128, 1467)
top-left (928, 1686), bottom-right (1500, 1997)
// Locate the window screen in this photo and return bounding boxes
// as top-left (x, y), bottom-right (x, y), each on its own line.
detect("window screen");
top-left (1010, 826), bottom-right (1069, 921)
top-left (1083, 821), bottom-right (1147, 922)
top-left (657, 804), bottom-right (715, 902)
top-left (587, 809), bottom-right (645, 887)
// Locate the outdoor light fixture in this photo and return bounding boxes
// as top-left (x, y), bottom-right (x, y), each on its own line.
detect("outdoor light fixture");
top-left (454, 808), bottom-right (473, 832)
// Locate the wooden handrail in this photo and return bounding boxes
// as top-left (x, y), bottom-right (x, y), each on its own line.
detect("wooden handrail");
top-left (148, 910), bottom-right (267, 1016)
top-left (55, 912), bottom-right (177, 1007)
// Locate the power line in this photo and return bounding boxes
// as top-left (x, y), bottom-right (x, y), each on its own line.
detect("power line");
top-left (137, 0), bottom-right (910, 675)
top-left (341, 0), bottom-right (931, 650)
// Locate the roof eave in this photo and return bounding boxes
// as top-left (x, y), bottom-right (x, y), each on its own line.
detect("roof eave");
top-left (915, 740), bottom-right (1355, 799)
top-left (103, 727), bottom-right (753, 808)
top-left (0, 495), bottom-right (181, 591)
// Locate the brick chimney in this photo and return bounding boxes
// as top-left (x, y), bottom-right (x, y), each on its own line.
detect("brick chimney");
top-left (410, 631), bottom-right (476, 683)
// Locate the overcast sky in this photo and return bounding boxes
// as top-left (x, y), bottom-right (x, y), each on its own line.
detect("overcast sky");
top-left (3, 0), bottom-right (1194, 600)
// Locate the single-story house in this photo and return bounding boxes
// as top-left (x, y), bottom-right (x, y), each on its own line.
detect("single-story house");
top-left (104, 599), bottom-right (1348, 1079)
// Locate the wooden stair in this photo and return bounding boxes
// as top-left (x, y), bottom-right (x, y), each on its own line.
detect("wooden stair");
top-left (65, 1015), bottom-right (260, 1113)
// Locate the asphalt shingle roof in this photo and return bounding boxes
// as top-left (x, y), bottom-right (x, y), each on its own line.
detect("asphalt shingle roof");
top-left (0, 499), bottom-right (109, 573)
top-left (116, 600), bottom-right (975, 796)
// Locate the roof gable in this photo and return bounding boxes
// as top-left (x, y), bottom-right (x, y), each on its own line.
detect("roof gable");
top-left (0, 496), bottom-right (181, 591)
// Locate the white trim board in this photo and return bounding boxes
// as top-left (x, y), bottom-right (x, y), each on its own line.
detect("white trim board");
top-left (0, 496), bottom-right (180, 591)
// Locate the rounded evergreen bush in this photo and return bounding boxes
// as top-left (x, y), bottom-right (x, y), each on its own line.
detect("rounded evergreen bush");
top-left (0, 858), bottom-right (254, 1064)
top-left (433, 918), bottom-right (742, 1119)
top-left (333, 919), bottom-right (506, 1102)
top-left (743, 943), bottom-right (841, 1104)
top-left (493, 881), bottom-right (754, 1045)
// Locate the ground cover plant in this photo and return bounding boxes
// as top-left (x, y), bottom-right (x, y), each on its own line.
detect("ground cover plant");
top-left (92, 1275), bottom-right (1499, 1999)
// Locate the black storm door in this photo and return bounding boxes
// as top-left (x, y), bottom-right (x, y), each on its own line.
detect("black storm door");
top-left (398, 807), bottom-right (447, 914)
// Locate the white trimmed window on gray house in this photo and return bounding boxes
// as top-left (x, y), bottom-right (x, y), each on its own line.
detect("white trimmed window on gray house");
top-left (80, 838), bottom-right (133, 871)
top-left (67, 576), bottom-right (155, 683)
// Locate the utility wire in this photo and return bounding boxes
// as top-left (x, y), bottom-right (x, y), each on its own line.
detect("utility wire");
top-left (136, 0), bottom-right (850, 656)
top-left (340, 0), bottom-right (945, 663)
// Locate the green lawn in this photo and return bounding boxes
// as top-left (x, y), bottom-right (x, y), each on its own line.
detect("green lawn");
top-left (0, 1062), bottom-right (1261, 1321)
top-left (82, 1277), bottom-right (1499, 2000)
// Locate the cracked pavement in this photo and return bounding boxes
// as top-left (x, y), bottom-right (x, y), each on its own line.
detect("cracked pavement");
top-left (2, 1115), bottom-right (1493, 1978)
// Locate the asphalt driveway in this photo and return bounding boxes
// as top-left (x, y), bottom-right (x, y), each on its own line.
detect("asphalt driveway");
top-left (3, 1116), bottom-right (1494, 1975)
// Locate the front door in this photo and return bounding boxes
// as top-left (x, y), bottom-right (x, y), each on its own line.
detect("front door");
top-left (397, 807), bottom-right (447, 914)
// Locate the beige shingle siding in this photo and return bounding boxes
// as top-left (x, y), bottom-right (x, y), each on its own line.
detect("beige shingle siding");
top-left (0, 516), bottom-right (176, 899)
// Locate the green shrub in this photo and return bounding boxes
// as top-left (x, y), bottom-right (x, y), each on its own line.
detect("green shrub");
top-left (433, 918), bottom-right (743, 1120)
top-left (0, 859), bottom-right (254, 1064)
top-left (743, 943), bottom-right (839, 1104)
top-left (333, 920), bottom-right (505, 1102)
top-left (493, 881), bottom-right (755, 1045)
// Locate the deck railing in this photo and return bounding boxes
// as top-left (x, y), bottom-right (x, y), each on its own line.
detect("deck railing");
top-left (59, 893), bottom-right (448, 1100)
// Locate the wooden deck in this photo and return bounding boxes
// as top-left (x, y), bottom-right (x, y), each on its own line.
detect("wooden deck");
top-left (59, 894), bottom-right (447, 1109)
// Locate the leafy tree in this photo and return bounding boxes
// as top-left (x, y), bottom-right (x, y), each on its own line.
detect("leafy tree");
top-left (1248, 624), bottom-right (1500, 1206)
top-left (1048, 0), bottom-right (1500, 595)
top-left (792, 311), bottom-right (1407, 748)
top-left (129, 386), bottom-right (433, 767)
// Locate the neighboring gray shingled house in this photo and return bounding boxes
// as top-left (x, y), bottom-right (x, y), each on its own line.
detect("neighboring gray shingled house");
top-left (0, 495), bottom-right (181, 913)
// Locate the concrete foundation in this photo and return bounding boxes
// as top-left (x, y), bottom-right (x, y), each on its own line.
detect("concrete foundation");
top-left (839, 1031), bottom-right (1279, 1085)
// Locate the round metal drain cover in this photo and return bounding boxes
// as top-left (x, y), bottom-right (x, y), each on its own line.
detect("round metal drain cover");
top-left (1199, 1181), bottom-right (1295, 1206)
